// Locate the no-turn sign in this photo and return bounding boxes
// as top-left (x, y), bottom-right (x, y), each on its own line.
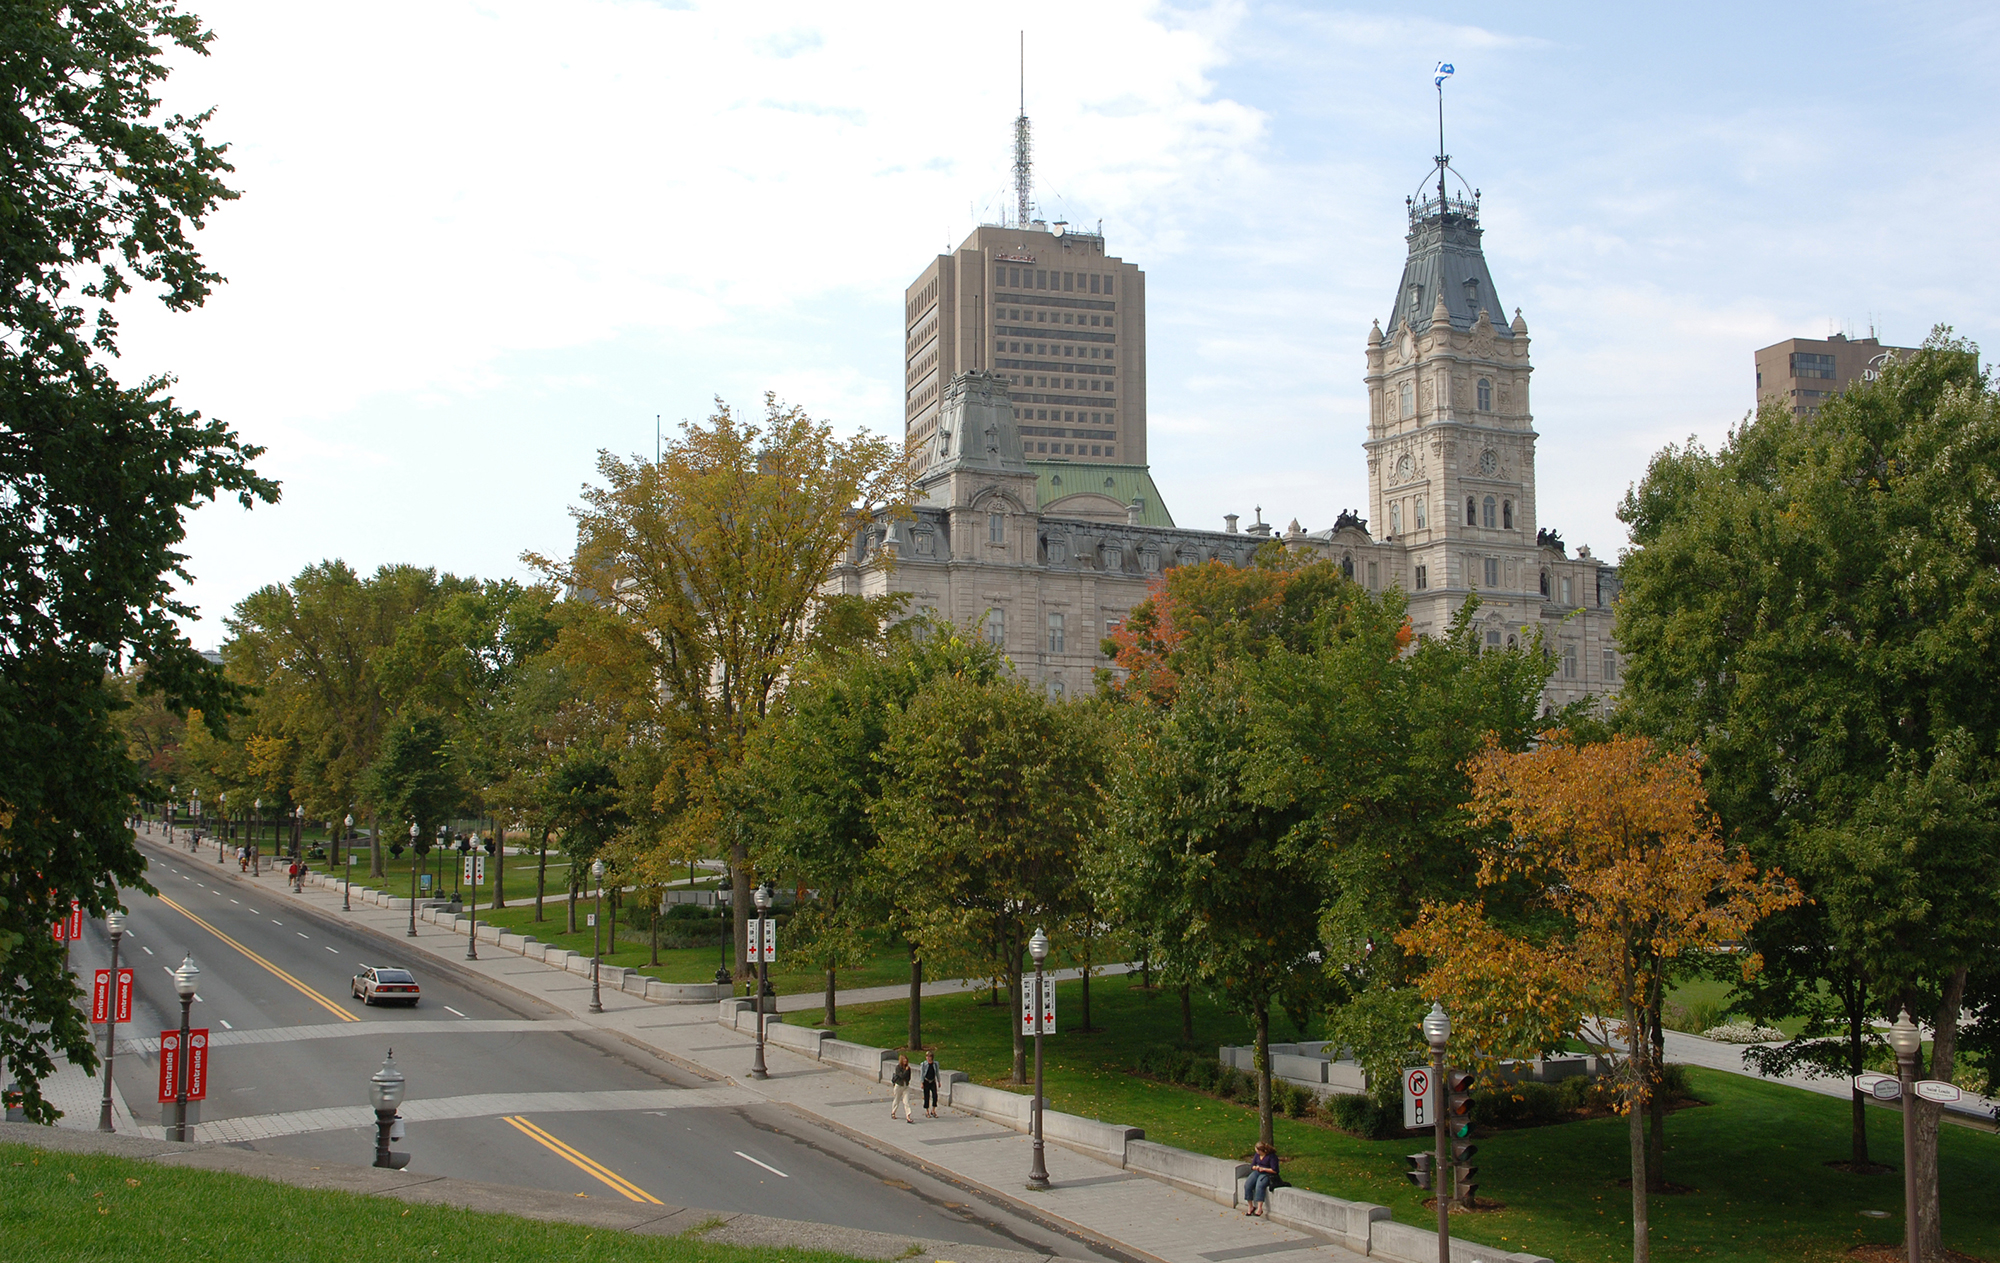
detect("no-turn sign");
top-left (1404, 1066), bottom-right (1432, 1129)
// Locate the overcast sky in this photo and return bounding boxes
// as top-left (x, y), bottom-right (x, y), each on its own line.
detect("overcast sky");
top-left (116, 1), bottom-right (2000, 647)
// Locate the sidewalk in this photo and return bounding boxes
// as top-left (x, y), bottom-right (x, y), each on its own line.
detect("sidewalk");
top-left (149, 831), bottom-right (1403, 1263)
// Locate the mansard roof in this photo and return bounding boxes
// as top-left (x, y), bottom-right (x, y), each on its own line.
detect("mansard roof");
top-left (1031, 462), bottom-right (1176, 528)
top-left (1383, 188), bottom-right (1512, 343)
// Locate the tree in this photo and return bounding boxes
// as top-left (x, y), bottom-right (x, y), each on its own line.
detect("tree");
top-left (0, 0), bottom-right (274, 1120)
top-left (874, 672), bottom-right (1107, 1082)
top-left (1614, 333), bottom-right (2000, 1255)
top-left (364, 715), bottom-right (465, 861)
top-left (529, 397), bottom-right (906, 979)
top-left (541, 751), bottom-right (625, 935)
top-left (1402, 734), bottom-right (1799, 1263)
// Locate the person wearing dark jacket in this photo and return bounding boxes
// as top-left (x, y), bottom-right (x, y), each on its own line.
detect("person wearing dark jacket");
top-left (920, 1051), bottom-right (942, 1116)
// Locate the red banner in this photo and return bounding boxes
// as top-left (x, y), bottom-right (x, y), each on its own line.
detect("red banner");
top-left (92, 970), bottom-right (110, 1023)
top-left (115, 968), bottom-right (133, 1023)
top-left (157, 1031), bottom-right (180, 1103)
top-left (68, 903), bottom-right (83, 941)
top-left (186, 1029), bottom-right (209, 1101)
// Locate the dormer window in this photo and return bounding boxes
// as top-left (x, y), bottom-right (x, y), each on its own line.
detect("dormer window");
top-left (1463, 278), bottom-right (1480, 312)
top-left (988, 512), bottom-right (1005, 543)
top-left (1409, 285), bottom-right (1423, 318)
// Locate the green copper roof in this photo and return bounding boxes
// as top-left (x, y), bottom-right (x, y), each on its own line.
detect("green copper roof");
top-left (1027, 462), bottom-right (1176, 528)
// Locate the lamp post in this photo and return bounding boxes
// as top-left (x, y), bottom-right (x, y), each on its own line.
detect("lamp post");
top-left (589, 859), bottom-right (606, 1014)
top-left (1026, 926), bottom-right (1051, 1190)
top-left (293, 805), bottom-right (305, 874)
top-left (1888, 1009), bottom-right (1923, 1263)
top-left (406, 823), bottom-right (420, 936)
top-left (369, 1050), bottom-right (410, 1170)
top-left (97, 911), bottom-right (126, 1132)
top-left (749, 883), bottom-right (771, 1079)
top-left (1423, 1002), bottom-right (1451, 1263)
top-left (465, 832), bottom-right (481, 961)
top-left (253, 798), bottom-right (263, 871)
top-left (167, 784), bottom-right (176, 843)
top-left (344, 815), bottom-right (355, 911)
top-left (172, 956), bottom-right (199, 1141)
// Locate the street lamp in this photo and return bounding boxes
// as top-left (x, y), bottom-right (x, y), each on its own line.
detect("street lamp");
top-left (369, 1050), bottom-right (410, 1170)
top-left (406, 823), bottom-right (421, 937)
top-left (167, 784), bottom-right (176, 843)
top-left (97, 911), bottom-right (126, 1132)
top-left (589, 859), bottom-right (607, 1014)
top-left (254, 798), bottom-right (263, 869)
top-left (343, 815), bottom-right (355, 911)
top-left (749, 883), bottom-right (771, 1079)
top-left (294, 805), bottom-right (305, 869)
top-left (1888, 1009), bottom-right (1923, 1263)
top-left (465, 832), bottom-right (481, 961)
top-left (1423, 1002), bottom-right (1451, 1263)
top-left (1026, 927), bottom-right (1051, 1190)
top-left (171, 956), bottom-right (199, 1141)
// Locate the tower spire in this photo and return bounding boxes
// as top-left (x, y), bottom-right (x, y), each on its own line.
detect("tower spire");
top-left (1433, 61), bottom-right (1454, 214)
top-left (1014, 32), bottom-right (1032, 229)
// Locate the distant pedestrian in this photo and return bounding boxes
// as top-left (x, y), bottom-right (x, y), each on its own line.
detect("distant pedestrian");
top-left (237, 845), bottom-right (248, 872)
top-left (890, 1054), bottom-right (915, 1123)
top-left (921, 1050), bottom-right (941, 1117)
top-left (1244, 1141), bottom-right (1279, 1217)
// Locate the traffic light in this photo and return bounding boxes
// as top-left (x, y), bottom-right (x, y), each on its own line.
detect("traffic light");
top-left (1403, 1152), bottom-right (1433, 1191)
top-left (1452, 1139), bottom-right (1479, 1209)
top-left (457, 836), bottom-right (471, 854)
top-left (1445, 1070), bottom-right (1476, 1139)
top-left (483, 837), bottom-right (496, 855)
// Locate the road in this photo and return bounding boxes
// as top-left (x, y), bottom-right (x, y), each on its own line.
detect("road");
top-left (67, 834), bottom-right (1114, 1258)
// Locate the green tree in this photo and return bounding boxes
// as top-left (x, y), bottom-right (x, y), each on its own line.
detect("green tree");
top-left (1614, 332), bottom-right (2000, 1259)
top-left (364, 713), bottom-right (466, 882)
top-left (0, 0), bottom-right (274, 1120)
top-left (541, 751), bottom-right (626, 935)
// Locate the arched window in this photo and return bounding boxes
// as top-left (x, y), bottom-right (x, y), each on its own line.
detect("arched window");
top-left (1466, 497), bottom-right (1477, 526)
top-left (1477, 378), bottom-right (1492, 411)
top-left (1483, 496), bottom-right (1497, 528)
top-left (1502, 500), bottom-right (1513, 529)
top-left (1415, 496), bottom-right (1427, 529)
top-left (1399, 381), bottom-right (1413, 419)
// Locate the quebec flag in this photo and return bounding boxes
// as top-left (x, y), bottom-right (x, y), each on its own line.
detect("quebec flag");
top-left (1434, 61), bottom-right (1454, 87)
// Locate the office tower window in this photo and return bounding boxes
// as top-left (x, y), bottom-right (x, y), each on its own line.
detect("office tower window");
top-left (1790, 352), bottom-right (1836, 379)
top-left (1415, 565), bottom-right (1428, 589)
top-left (1415, 496), bottom-right (1427, 529)
top-left (1090, 275), bottom-right (1100, 293)
top-left (1502, 499), bottom-right (1513, 529)
top-left (1483, 496), bottom-right (1497, 528)
top-left (1103, 276), bottom-right (1113, 296)
top-left (1483, 557), bottom-right (1499, 587)
top-left (1104, 316), bottom-right (1113, 327)
top-left (1478, 377), bottom-right (1491, 410)
top-left (1036, 270), bottom-right (1046, 288)
top-left (1105, 349), bottom-right (1114, 359)
top-left (985, 608), bottom-right (1005, 647)
top-left (1047, 612), bottom-right (1065, 653)
top-left (988, 512), bottom-right (1005, 543)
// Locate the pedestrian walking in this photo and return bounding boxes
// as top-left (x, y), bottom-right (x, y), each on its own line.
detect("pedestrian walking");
top-left (237, 845), bottom-right (248, 872)
top-left (889, 1054), bottom-right (915, 1123)
top-left (920, 1050), bottom-right (941, 1117)
top-left (1243, 1141), bottom-right (1279, 1217)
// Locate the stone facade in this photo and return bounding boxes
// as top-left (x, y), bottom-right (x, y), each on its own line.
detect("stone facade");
top-left (839, 182), bottom-right (1622, 713)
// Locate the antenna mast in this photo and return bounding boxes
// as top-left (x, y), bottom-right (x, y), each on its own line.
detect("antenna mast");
top-left (1014, 32), bottom-right (1032, 229)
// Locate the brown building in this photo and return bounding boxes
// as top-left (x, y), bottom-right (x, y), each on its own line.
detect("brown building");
top-left (1755, 333), bottom-right (1915, 416)
top-left (904, 223), bottom-right (1148, 473)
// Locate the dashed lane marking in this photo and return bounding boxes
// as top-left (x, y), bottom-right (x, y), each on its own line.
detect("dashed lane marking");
top-left (155, 894), bottom-right (358, 1024)
top-left (735, 1151), bottom-right (789, 1178)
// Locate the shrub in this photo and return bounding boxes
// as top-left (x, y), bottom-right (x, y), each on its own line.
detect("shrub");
top-left (1327, 1093), bottom-right (1397, 1139)
top-left (1216, 1067), bottom-right (1244, 1100)
top-left (1283, 1084), bottom-right (1316, 1119)
top-left (1701, 1022), bottom-right (1784, 1044)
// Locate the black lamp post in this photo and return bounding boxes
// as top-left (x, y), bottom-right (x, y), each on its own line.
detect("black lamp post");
top-left (166, 784), bottom-right (176, 844)
top-left (253, 798), bottom-right (263, 871)
top-left (749, 883), bottom-right (771, 1079)
top-left (97, 911), bottom-right (125, 1132)
top-left (589, 859), bottom-right (606, 1014)
top-left (1027, 927), bottom-right (1050, 1190)
top-left (293, 805), bottom-right (305, 885)
top-left (406, 823), bottom-right (421, 936)
top-left (370, 1050), bottom-right (410, 1170)
top-left (465, 831), bottom-right (481, 961)
top-left (1889, 1009), bottom-right (1923, 1263)
top-left (172, 956), bottom-right (199, 1141)
top-left (343, 814), bottom-right (355, 911)
top-left (1423, 1002), bottom-right (1452, 1263)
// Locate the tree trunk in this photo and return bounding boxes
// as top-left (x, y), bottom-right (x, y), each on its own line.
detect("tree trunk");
top-left (1081, 926), bottom-right (1093, 1033)
top-left (1010, 937), bottom-right (1027, 1085)
top-left (492, 822), bottom-right (505, 910)
top-left (824, 964), bottom-right (837, 1028)
top-left (1140, 949), bottom-right (1151, 991)
top-left (1647, 972), bottom-right (1668, 1193)
top-left (1255, 996), bottom-right (1275, 1148)
top-left (534, 829), bottom-right (548, 922)
top-left (908, 944), bottom-right (922, 1051)
top-left (651, 887), bottom-right (661, 966)
top-left (1916, 966), bottom-right (1969, 1263)
top-left (1179, 982), bottom-right (1194, 1044)
top-left (730, 836), bottom-right (750, 981)
top-left (567, 873), bottom-right (578, 934)
top-left (369, 811), bottom-right (384, 879)
top-left (1844, 972), bottom-right (1871, 1167)
top-left (1624, 942), bottom-right (1650, 1263)
top-left (608, 881), bottom-right (618, 963)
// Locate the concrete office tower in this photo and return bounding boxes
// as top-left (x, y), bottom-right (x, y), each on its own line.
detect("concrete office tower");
top-left (1754, 332), bottom-right (1915, 416)
top-left (904, 225), bottom-right (1162, 521)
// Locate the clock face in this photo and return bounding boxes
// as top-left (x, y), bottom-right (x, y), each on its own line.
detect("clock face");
top-left (1480, 449), bottom-right (1498, 476)
top-left (1396, 454), bottom-right (1413, 482)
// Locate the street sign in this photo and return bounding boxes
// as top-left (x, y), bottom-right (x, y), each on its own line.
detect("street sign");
top-left (752, 919), bottom-right (777, 963)
top-left (1021, 977), bottom-right (1035, 1034)
top-left (1018, 976), bottom-right (1055, 1035)
top-left (463, 854), bottom-right (485, 884)
top-left (186, 1029), bottom-right (209, 1101)
top-left (117, 968), bottom-right (133, 1022)
top-left (1040, 976), bottom-right (1056, 1033)
top-left (1855, 1073), bottom-right (1901, 1101)
top-left (157, 1031), bottom-right (180, 1103)
top-left (1403, 1066), bottom-right (1432, 1129)
top-left (1915, 1080), bottom-right (1963, 1104)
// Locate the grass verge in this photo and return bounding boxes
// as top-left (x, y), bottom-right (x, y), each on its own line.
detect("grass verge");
top-left (833, 972), bottom-right (2000, 1263)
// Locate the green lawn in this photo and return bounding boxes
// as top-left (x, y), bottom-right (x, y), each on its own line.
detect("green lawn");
top-left (0, 1141), bottom-right (883, 1263)
top-left (832, 973), bottom-right (1999, 1263)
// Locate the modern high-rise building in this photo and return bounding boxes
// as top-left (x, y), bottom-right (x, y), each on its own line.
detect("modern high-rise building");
top-left (1754, 333), bottom-right (1915, 416)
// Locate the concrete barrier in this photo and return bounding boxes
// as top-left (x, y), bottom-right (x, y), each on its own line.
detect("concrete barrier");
top-left (543, 948), bottom-right (572, 968)
top-left (765, 1022), bottom-right (829, 1057)
top-left (820, 1039), bottom-right (897, 1082)
top-left (949, 1081), bottom-right (1031, 1128)
top-left (939, 1070), bottom-right (968, 1104)
top-left (645, 981), bottom-right (729, 1004)
top-left (1125, 1140), bottom-right (1248, 1206)
top-left (1367, 1218), bottom-right (1543, 1263)
top-left (1263, 1187), bottom-right (1387, 1254)
top-left (1327, 1061), bottom-right (1368, 1093)
top-left (620, 971), bottom-right (649, 995)
top-left (498, 933), bottom-right (528, 952)
top-left (565, 954), bottom-right (595, 977)
top-left (1041, 1110), bottom-right (1144, 1167)
top-left (1272, 1054), bottom-right (1327, 1084)
top-left (719, 998), bottom-right (752, 1024)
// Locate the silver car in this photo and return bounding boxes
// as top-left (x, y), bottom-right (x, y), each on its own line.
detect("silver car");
top-left (351, 965), bottom-right (421, 1006)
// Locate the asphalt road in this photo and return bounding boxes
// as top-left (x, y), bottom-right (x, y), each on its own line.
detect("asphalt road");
top-left (69, 835), bottom-right (1116, 1258)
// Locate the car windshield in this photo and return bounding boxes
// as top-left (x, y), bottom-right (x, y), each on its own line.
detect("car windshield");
top-left (375, 970), bottom-right (415, 983)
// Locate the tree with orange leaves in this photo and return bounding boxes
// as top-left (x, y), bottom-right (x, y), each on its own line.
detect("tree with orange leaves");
top-left (1402, 733), bottom-right (1798, 1263)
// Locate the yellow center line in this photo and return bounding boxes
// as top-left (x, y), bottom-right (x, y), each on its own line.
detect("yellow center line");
top-left (501, 1115), bottom-right (661, 1203)
top-left (155, 894), bottom-right (359, 1024)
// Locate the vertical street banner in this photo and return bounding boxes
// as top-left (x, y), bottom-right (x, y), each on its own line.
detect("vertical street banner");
top-left (1040, 975), bottom-right (1057, 1034)
top-left (1019, 977), bottom-right (1057, 1035)
top-left (157, 1032), bottom-right (180, 1103)
top-left (186, 1029), bottom-right (210, 1101)
top-left (115, 968), bottom-right (133, 1022)
top-left (1020, 976), bottom-right (1035, 1034)
top-left (92, 970), bottom-right (111, 1023)
top-left (463, 854), bottom-right (485, 885)
top-left (67, 902), bottom-right (83, 941)
top-left (752, 919), bottom-right (777, 963)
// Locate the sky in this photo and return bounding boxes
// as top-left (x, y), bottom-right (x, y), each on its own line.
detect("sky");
top-left (111, 0), bottom-right (2000, 648)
